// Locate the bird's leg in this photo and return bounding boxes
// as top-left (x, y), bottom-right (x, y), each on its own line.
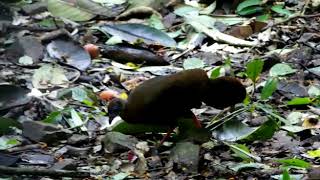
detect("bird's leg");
top-left (157, 113), bottom-right (201, 146)
top-left (127, 150), bottom-right (136, 162)
top-left (159, 127), bottom-right (175, 146)
top-left (191, 112), bottom-right (202, 128)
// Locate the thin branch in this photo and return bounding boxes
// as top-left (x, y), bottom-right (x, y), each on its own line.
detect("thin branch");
top-left (0, 166), bottom-right (90, 178)
top-left (263, 0), bottom-right (320, 31)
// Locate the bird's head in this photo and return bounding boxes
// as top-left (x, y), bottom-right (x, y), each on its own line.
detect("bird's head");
top-left (107, 98), bottom-right (127, 124)
top-left (203, 77), bottom-right (246, 109)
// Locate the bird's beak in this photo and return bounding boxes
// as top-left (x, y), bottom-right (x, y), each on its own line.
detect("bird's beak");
top-left (108, 113), bottom-right (117, 124)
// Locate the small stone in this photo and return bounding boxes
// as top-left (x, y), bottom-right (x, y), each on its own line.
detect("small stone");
top-left (102, 132), bottom-right (138, 153)
top-left (67, 134), bottom-right (89, 145)
top-left (169, 142), bottom-right (200, 173)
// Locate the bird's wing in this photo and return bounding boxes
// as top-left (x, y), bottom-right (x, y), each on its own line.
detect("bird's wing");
top-left (124, 69), bottom-right (208, 123)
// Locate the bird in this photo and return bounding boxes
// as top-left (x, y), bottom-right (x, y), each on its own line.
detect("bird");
top-left (107, 69), bottom-right (246, 142)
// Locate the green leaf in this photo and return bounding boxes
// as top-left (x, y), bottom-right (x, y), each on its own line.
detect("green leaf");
top-left (228, 143), bottom-right (261, 162)
top-left (256, 14), bottom-right (271, 21)
top-left (282, 168), bottom-right (290, 180)
top-left (6, 138), bottom-right (19, 145)
top-left (210, 66), bottom-right (221, 79)
top-left (38, 19), bottom-right (57, 28)
top-left (237, 0), bottom-right (262, 12)
top-left (261, 77), bottom-right (278, 100)
top-left (307, 149), bottom-right (320, 158)
top-left (0, 136), bottom-right (20, 150)
top-left (67, 109), bottom-right (87, 131)
top-left (183, 58), bottom-right (205, 70)
top-left (243, 94), bottom-right (251, 105)
top-left (72, 87), bottom-right (88, 102)
top-left (271, 5), bottom-right (293, 17)
top-left (147, 14), bottom-right (165, 30)
top-left (287, 97), bottom-right (313, 105)
top-left (242, 118), bottom-right (278, 142)
top-left (237, 6), bottom-right (264, 16)
top-left (42, 111), bottom-right (63, 124)
top-left (70, 87), bottom-right (94, 106)
top-left (277, 158), bottom-right (311, 168)
top-left (246, 59), bottom-right (264, 83)
top-left (230, 144), bottom-right (253, 161)
top-left (47, 0), bottom-right (95, 21)
top-left (269, 63), bottom-right (297, 77)
top-left (82, 99), bottom-right (94, 106)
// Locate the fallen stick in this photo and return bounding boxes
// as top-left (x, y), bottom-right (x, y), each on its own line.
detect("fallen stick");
top-left (0, 166), bottom-right (90, 178)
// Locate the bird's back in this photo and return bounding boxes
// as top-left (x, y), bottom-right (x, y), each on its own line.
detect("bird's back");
top-left (121, 69), bottom-right (209, 125)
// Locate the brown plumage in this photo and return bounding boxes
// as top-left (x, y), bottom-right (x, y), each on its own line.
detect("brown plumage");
top-left (108, 69), bottom-right (246, 127)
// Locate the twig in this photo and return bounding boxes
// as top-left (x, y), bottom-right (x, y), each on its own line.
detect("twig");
top-left (263, 14), bottom-right (299, 30)
top-left (188, 21), bottom-right (258, 47)
top-left (263, 1), bottom-right (320, 30)
top-left (171, 48), bottom-right (194, 61)
top-left (255, 103), bottom-right (288, 124)
top-left (206, 107), bottom-right (247, 130)
top-left (269, 12), bottom-right (320, 28)
top-left (301, 13), bottom-right (320, 18)
top-left (40, 29), bottom-right (71, 43)
top-left (5, 143), bottom-right (46, 153)
top-left (245, 168), bottom-right (283, 179)
top-left (299, 63), bottom-right (320, 79)
top-left (7, 25), bottom-right (57, 32)
top-left (301, 0), bottom-right (310, 15)
top-left (0, 166), bottom-right (90, 178)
